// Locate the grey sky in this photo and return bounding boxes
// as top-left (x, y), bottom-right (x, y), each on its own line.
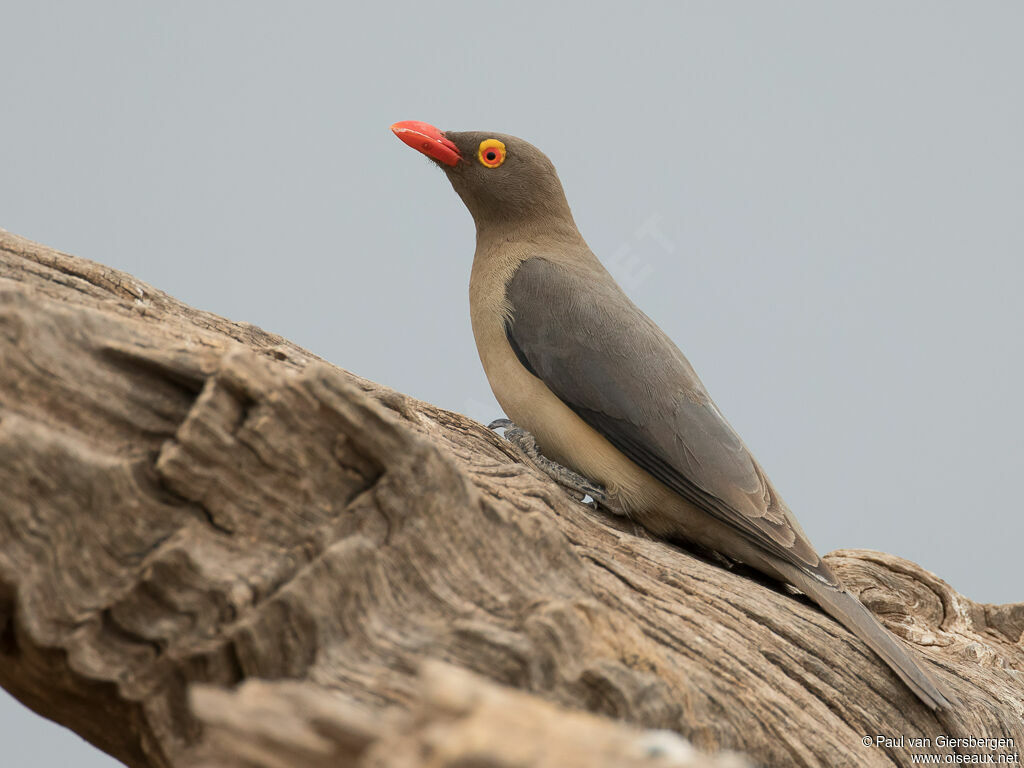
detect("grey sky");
top-left (2, 2), bottom-right (1021, 765)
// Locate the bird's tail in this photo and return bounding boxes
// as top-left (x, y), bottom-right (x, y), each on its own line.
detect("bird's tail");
top-left (785, 566), bottom-right (958, 712)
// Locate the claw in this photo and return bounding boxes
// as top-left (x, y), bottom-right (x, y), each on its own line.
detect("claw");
top-left (488, 419), bottom-right (627, 517)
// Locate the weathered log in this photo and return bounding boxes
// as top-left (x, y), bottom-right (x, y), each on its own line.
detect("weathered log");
top-left (187, 661), bottom-right (750, 768)
top-left (0, 228), bottom-right (1021, 768)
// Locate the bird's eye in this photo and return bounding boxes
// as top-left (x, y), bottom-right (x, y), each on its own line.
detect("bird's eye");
top-left (477, 139), bottom-right (506, 168)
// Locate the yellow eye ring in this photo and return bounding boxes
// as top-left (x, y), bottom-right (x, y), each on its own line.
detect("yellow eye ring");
top-left (477, 139), bottom-right (506, 168)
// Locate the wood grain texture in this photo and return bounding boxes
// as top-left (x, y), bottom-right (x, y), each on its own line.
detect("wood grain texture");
top-left (0, 228), bottom-right (1021, 768)
top-left (188, 662), bottom-right (751, 768)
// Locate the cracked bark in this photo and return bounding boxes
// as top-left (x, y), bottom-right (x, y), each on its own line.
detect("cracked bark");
top-left (0, 228), bottom-right (1021, 768)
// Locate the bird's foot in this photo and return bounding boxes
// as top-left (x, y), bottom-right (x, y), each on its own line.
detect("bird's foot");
top-left (488, 419), bottom-right (627, 516)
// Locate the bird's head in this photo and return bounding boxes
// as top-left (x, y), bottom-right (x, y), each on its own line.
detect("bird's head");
top-left (391, 120), bottom-right (575, 235)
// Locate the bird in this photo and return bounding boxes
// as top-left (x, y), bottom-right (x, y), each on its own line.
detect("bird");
top-left (390, 119), bottom-right (956, 712)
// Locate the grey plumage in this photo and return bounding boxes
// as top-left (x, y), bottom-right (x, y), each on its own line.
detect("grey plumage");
top-left (505, 256), bottom-right (828, 581)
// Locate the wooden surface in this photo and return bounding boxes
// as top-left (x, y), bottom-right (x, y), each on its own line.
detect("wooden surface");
top-left (1, 228), bottom-right (1021, 767)
top-left (188, 661), bottom-right (751, 768)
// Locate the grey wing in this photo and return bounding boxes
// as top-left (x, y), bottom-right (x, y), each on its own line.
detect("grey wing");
top-left (505, 257), bottom-right (835, 585)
